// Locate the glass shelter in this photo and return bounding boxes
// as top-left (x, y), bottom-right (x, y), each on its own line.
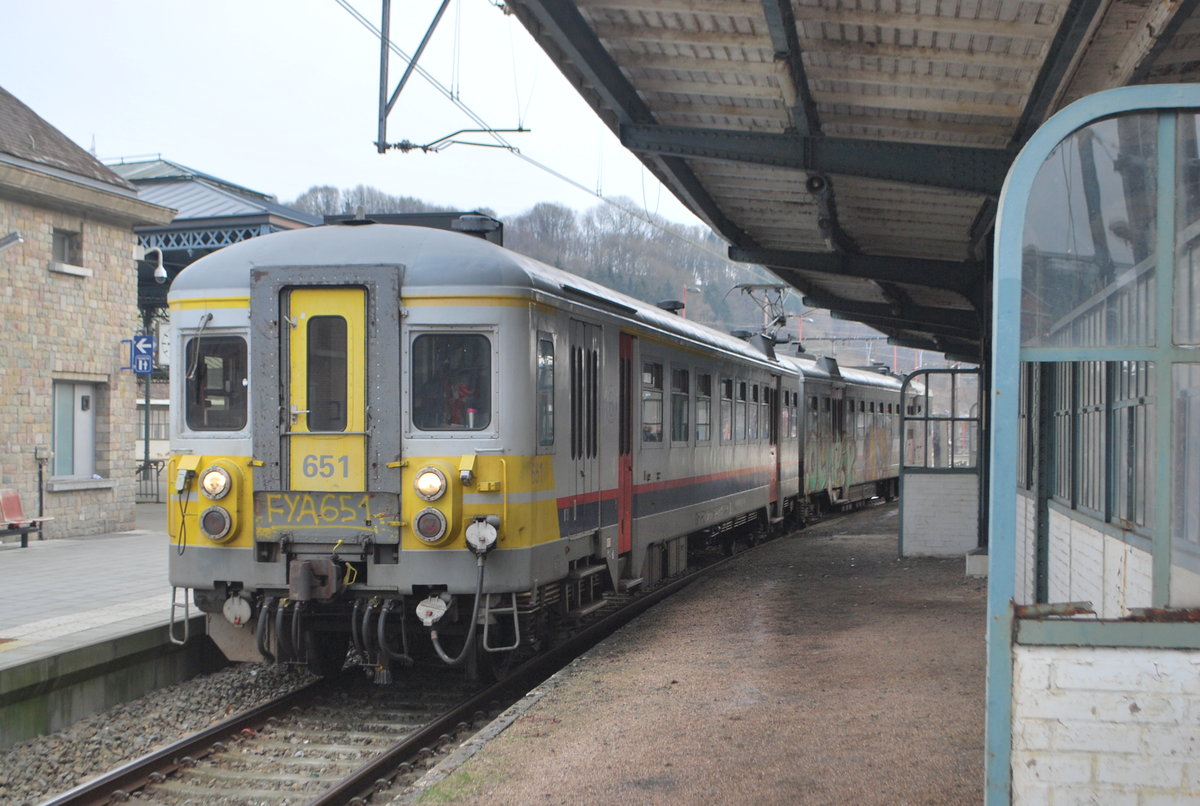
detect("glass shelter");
top-left (989, 85), bottom-right (1200, 804)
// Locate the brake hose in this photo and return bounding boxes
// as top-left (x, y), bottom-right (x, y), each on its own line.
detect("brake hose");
top-left (256, 596), bottom-right (276, 664)
top-left (377, 599), bottom-right (414, 667)
top-left (430, 554), bottom-right (487, 667)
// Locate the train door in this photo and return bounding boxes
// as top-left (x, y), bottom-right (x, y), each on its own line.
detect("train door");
top-left (768, 375), bottom-right (781, 519)
top-left (617, 333), bottom-right (634, 554)
top-left (569, 319), bottom-right (602, 533)
top-left (282, 287), bottom-right (367, 492)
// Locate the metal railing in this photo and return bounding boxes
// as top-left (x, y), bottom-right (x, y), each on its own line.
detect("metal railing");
top-left (135, 460), bottom-right (164, 503)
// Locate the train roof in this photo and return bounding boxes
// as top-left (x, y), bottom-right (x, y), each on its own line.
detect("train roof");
top-left (779, 353), bottom-right (906, 391)
top-left (169, 222), bottom-right (788, 370)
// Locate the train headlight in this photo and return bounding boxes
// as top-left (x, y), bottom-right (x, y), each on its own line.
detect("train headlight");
top-left (199, 466), bottom-right (232, 500)
top-left (199, 506), bottom-right (233, 541)
top-left (414, 467), bottom-right (447, 501)
top-left (413, 507), bottom-right (448, 543)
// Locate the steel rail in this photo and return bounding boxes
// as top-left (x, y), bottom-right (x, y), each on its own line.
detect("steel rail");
top-left (310, 545), bottom-right (744, 805)
top-left (39, 536), bottom-right (761, 806)
top-left (38, 677), bottom-right (336, 806)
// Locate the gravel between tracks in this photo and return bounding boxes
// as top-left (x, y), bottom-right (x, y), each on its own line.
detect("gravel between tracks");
top-left (0, 663), bottom-right (316, 805)
top-left (413, 502), bottom-right (988, 805)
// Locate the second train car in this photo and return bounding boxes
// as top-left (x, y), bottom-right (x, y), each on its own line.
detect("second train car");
top-left (165, 217), bottom-right (902, 677)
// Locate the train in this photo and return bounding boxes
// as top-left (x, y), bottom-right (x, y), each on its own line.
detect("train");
top-left (165, 214), bottom-right (907, 678)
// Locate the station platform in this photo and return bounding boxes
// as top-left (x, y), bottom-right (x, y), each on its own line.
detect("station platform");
top-left (403, 502), bottom-right (989, 805)
top-left (0, 503), bottom-right (214, 749)
top-left (0, 503), bottom-right (171, 669)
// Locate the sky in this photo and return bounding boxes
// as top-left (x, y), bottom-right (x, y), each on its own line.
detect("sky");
top-left (0, 0), bottom-right (703, 225)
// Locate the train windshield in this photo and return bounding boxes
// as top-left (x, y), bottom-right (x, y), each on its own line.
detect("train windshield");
top-left (411, 333), bottom-right (492, 431)
top-left (184, 336), bottom-right (248, 431)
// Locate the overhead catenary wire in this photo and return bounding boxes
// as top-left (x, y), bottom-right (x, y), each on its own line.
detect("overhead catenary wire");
top-left (333, 0), bottom-right (731, 263)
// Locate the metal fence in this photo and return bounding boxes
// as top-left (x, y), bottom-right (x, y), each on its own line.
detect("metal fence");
top-left (135, 460), bottom-right (164, 503)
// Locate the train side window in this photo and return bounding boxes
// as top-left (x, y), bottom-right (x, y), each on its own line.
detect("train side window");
top-left (736, 382), bottom-right (747, 440)
top-left (184, 335), bottom-right (248, 432)
top-left (748, 384), bottom-right (759, 440)
top-left (642, 361), bottom-right (663, 442)
top-left (671, 368), bottom-right (690, 443)
top-left (696, 373), bottom-right (712, 442)
top-left (536, 335), bottom-right (554, 447)
top-left (411, 333), bottom-right (492, 431)
top-left (721, 379), bottom-right (733, 441)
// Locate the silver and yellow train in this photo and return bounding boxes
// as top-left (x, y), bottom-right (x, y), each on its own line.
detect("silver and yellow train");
top-left (166, 216), bottom-right (904, 676)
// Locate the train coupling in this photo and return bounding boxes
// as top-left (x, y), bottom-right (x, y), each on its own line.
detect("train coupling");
top-left (288, 558), bottom-right (341, 601)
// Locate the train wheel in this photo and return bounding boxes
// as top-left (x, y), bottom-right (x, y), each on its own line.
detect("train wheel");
top-left (305, 630), bottom-right (348, 677)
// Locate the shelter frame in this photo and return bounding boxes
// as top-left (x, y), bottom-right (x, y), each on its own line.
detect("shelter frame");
top-left (989, 84), bottom-right (1200, 804)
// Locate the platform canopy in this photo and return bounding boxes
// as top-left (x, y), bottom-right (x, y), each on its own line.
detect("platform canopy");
top-left (501, 0), bottom-right (1200, 361)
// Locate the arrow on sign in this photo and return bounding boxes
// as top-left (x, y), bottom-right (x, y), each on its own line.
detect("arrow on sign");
top-left (133, 334), bottom-right (154, 356)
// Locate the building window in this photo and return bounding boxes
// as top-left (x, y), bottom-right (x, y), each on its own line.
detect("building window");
top-left (696, 373), bottom-right (712, 442)
top-left (671, 368), bottom-right (689, 443)
top-left (52, 229), bottom-right (82, 266)
top-left (642, 361), bottom-right (663, 442)
top-left (135, 404), bottom-right (170, 440)
top-left (53, 381), bottom-right (97, 477)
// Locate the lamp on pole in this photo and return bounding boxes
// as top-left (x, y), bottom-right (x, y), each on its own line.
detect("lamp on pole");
top-left (140, 246), bottom-right (168, 499)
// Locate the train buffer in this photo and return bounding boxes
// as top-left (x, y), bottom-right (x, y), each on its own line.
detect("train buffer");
top-left (0, 488), bottom-right (50, 547)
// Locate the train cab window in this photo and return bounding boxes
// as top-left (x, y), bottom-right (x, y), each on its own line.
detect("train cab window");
top-left (671, 368), bottom-right (689, 443)
top-left (307, 316), bottom-right (348, 432)
top-left (536, 336), bottom-right (554, 447)
top-left (720, 380), bottom-right (733, 441)
top-left (642, 361), bottom-right (663, 442)
top-left (736, 382), bottom-right (747, 440)
top-left (184, 336), bottom-right (248, 431)
top-left (696, 373), bottom-right (712, 442)
top-left (412, 333), bottom-right (492, 431)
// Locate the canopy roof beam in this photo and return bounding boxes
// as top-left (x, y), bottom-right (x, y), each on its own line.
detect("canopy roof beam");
top-left (620, 123), bottom-right (1011, 196)
top-left (730, 246), bottom-right (985, 310)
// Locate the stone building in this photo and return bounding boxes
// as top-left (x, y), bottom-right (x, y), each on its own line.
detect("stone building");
top-left (0, 86), bottom-right (174, 537)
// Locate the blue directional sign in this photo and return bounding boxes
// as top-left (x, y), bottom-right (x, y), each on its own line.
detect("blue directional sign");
top-left (131, 333), bottom-right (155, 375)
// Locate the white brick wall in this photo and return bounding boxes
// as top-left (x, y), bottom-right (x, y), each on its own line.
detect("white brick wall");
top-left (1013, 645), bottom-right (1200, 804)
top-left (1041, 510), bottom-right (1152, 617)
top-left (1016, 493), bottom-right (1036, 603)
top-left (900, 472), bottom-right (979, 556)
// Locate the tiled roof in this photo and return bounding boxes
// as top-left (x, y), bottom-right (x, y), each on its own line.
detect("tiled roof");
top-left (0, 85), bottom-right (133, 190)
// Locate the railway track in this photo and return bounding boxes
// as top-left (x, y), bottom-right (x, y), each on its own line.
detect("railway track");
top-left (40, 525), bottom-right (804, 806)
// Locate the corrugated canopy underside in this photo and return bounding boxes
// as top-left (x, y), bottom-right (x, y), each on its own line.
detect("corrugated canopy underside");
top-left (505, 0), bottom-right (1200, 360)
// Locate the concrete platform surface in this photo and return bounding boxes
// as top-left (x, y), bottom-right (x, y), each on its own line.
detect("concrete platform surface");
top-left (0, 503), bottom-right (170, 671)
top-left (406, 503), bottom-right (988, 805)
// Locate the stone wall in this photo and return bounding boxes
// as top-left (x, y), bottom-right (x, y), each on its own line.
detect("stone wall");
top-left (0, 197), bottom-right (139, 536)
